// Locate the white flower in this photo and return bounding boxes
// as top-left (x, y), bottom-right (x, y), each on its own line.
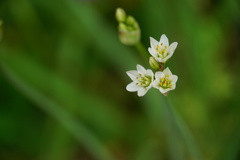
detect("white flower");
top-left (126, 64), bottom-right (154, 96)
top-left (152, 67), bottom-right (178, 94)
top-left (148, 34), bottom-right (178, 63)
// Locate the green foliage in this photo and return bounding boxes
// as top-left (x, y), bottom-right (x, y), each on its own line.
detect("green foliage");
top-left (0, 0), bottom-right (240, 159)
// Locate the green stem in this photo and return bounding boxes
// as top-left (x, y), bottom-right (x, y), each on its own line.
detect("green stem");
top-left (135, 42), bottom-right (149, 62)
top-left (162, 101), bottom-right (184, 160)
top-left (161, 95), bottom-right (203, 160)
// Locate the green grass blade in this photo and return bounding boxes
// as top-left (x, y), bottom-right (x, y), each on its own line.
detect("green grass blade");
top-left (1, 63), bottom-right (115, 160)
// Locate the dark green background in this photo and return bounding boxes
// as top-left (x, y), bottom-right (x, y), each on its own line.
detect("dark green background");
top-left (0, 0), bottom-right (240, 159)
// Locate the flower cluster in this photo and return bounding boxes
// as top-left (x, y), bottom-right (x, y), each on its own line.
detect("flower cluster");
top-left (126, 34), bottom-right (178, 96)
top-left (115, 8), bottom-right (141, 45)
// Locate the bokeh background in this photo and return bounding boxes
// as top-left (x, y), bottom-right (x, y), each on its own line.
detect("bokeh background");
top-left (0, 0), bottom-right (240, 160)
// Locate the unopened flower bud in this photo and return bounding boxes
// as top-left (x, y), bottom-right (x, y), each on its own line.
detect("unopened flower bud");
top-left (126, 16), bottom-right (136, 25)
top-left (118, 22), bottom-right (127, 31)
top-left (118, 26), bottom-right (140, 45)
top-left (116, 9), bottom-right (141, 45)
top-left (149, 57), bottom-right (159, 70)
top-left (118, 17), bottom-right (140, 45)
top-left (126, 16), bottom-right (140, 30)
top-left (116, 8), bottom-right (126, 22)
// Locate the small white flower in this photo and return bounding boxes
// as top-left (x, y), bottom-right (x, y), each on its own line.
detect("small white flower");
top-left (126, 64), bottom-right (154, 96)
top-left (148, 34), bottom-right (178, 63)
top-left (152, 67), bottom-right (178, 95)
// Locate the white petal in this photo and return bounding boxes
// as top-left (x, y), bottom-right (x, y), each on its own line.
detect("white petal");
top-left (159, 87), bottom-right (171, 94)
top-left (163, 47), bottom-right (170, 57)
top-left (170, 75), bottom-right (178, 84)
top-left (169, 42), bottom-right (178, 54)
top-left (164, 51), bottom-right (173, 61)
top-left (126, 82), bottom-right (140, 92)
top-left (146, 69), bottom-right (154, 78)
top-left (163, 67), bottom-right (172, 76)
top-left (148, 47), bottom-right (157, 57)
top-left (137, 87), bottom-right (149, 97)
top-left (156, 58), bottom-right (165, 63)
top-left (126, 70), bottom-right (138, 81)
top-left (155, 71), bottom-right (165, 79)
top-left (171, 83), bottom-right (176, 90)
top-left (152, 80), bottom-right (160, 89)
top-left (159, 34), bottom-right (169, 47)
top-left (162, 42), bottom-right (177, 62)
top-left (150, 37), bottom-right (158, 49)
top-left (136, 64), bottom-right (147, 74)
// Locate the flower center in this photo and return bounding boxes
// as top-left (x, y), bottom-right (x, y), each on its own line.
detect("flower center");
top-left (155, 43), bottom-right (169, 58)
top-left (158, 75), bottom-right (172, 88)
top-left (135, 73), bottom-right (152, 87)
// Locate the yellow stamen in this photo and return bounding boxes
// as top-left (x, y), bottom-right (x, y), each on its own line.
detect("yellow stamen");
top-left (160, 82), bottom-right (163, 86)
top-left (160, 78), bottom-right (164, 81)
top-left (165, 75), bottom-right (169, 77)
top-left (168, 84), bottom-right (172, 87)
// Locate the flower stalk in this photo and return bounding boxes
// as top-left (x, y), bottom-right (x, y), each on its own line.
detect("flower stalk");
top-left (135, 42), bottom-right (149, 62)
top-left (161, 96), bottom-right (203, 160)
top-left (116, 8), bottom-right (202, 159)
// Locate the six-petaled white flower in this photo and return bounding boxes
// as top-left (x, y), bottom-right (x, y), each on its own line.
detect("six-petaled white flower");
top-left (126, 34), bottom-right (179, 96)
top-left (126, 64), bottom-right (154, 97)
top-left (148, 34), bottom-right (178, 63)
top-left (152, 67), bottom-right (178, 94)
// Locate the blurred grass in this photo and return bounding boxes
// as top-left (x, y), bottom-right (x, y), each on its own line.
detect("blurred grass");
top-left (1, 61), bottom-right (115, 160)
top-left (0, 0), bottom-right (240, 159)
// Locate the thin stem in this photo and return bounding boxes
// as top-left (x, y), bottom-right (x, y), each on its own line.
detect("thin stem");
top-left (159, 63), bottom-right (165, 71)
top-left (135, 42), bottom-right (149, 62)
top-left (162, 99), bottom-right (184, 160)
top-left (161, 95), bottom-right (203, 160)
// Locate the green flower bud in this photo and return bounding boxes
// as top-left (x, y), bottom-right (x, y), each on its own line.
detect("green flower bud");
top-left (149, 57), bottom-right (159, 70)
top-left (118, 26), bottom-right (140, 45)
top-left (115, 8), bottom-right (126, 22)
top-left (118, 22), bottom-right (127, 31)
top-left (126, 16), bottom-right (140, 30)
top-left (126, 16), bottom-right (136, 25)
top-left (116, 8), bottom-right (141, 45)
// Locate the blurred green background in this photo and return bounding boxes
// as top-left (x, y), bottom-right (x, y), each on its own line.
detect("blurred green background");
top-left (0, 0), bottom-right (240, 159)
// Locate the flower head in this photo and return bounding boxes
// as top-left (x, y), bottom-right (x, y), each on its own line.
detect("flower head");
top-left (152, 67), bottom-right (178, 95)
top-left (126, 64), bottom-right (154, 96)
top-left (148, 34), bottom-right (178, 63)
